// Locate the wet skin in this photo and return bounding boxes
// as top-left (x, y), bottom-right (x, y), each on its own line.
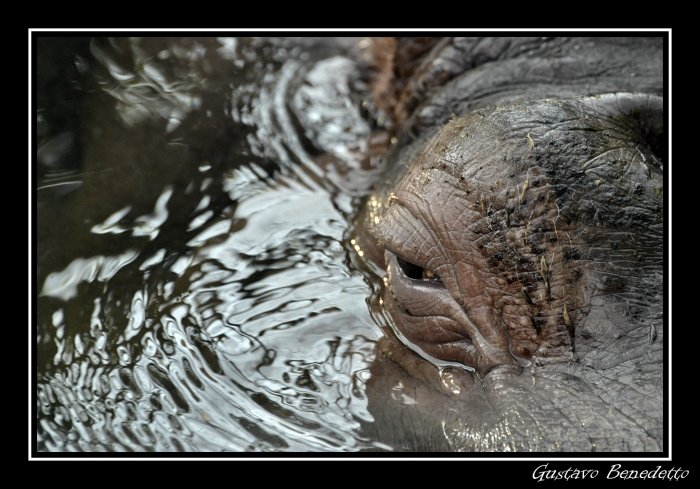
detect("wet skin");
top-left (355, 38), bottom-right (664, 451)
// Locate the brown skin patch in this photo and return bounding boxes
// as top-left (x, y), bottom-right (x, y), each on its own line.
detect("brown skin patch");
top-left (363, 95), bottom-right (662, 379)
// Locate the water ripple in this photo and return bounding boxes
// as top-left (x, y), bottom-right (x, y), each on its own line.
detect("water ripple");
top-left (36, 37), bottom-right (389, 453)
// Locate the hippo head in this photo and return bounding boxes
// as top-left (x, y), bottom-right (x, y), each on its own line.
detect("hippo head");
top-left (354, 91), bottom-right (664, 451)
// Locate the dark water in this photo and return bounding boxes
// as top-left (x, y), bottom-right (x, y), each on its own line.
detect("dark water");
top-left (35, 37), bottom-right (394, 452)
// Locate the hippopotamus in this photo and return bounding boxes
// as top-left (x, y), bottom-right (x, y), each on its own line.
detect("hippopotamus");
top-left (353, 37), bottom-right (664, 451)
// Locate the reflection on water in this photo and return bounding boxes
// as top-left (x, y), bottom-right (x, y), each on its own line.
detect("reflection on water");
top-left (35, 37), bottom-right (392, 452)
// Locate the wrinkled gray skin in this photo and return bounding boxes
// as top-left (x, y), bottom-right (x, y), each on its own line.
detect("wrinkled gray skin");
top-left (356, 37), bottom-right (664, 451)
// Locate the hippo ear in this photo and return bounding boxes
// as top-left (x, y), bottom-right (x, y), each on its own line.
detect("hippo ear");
top-left (583, 93), bottom-right (664, 171)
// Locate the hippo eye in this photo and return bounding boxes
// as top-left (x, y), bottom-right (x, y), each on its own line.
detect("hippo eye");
top-left (396, 256), bottom-right (443, 284)
top-left (396, 256), bottom-right (422, 279)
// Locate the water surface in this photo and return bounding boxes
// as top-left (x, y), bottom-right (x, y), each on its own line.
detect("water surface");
top-left (35, 36), bottom-right (393, 452)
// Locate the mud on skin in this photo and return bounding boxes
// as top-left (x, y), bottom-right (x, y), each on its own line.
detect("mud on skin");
top-left (354, 37), bottom-right (664, 452)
